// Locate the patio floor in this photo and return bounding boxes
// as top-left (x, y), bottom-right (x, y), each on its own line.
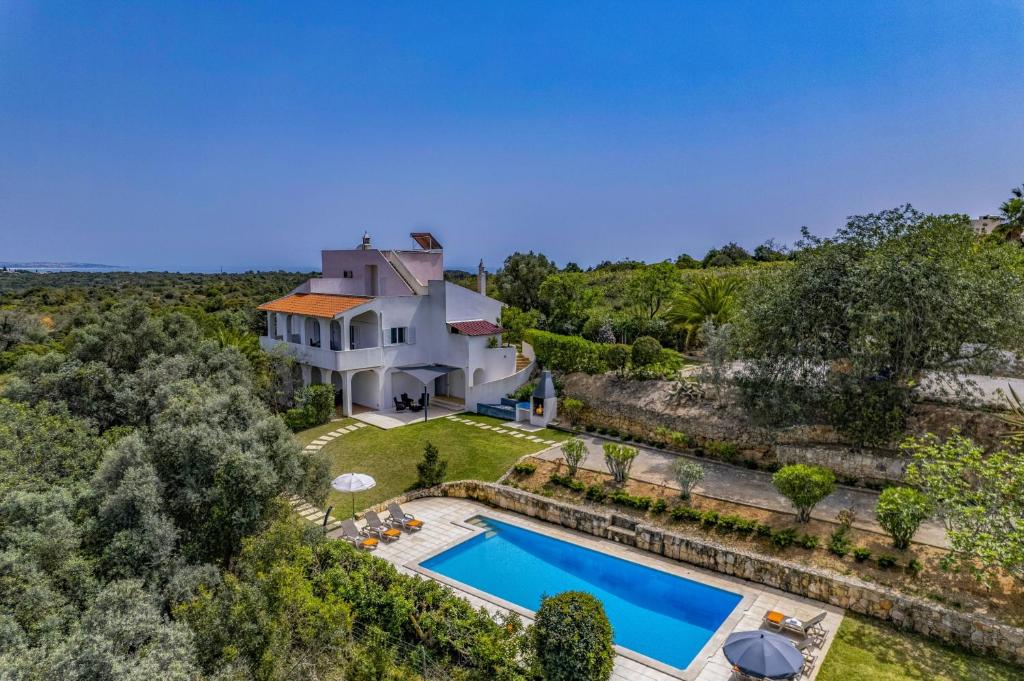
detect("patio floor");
top-left (350, 403), bottom-right (462, 429)
top-left (368, 497), bottom-right (843, 681)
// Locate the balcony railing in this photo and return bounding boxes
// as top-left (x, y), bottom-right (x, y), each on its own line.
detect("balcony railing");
top-left (259, 336), bottom-right (382, 372)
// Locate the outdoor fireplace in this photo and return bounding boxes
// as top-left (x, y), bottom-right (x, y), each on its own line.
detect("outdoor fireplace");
top-left (530, 370), bottom-right (557, 427)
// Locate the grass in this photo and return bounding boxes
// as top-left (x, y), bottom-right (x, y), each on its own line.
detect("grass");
top-left (817, 614), bottom-right (1021, 681)
top-left (299, 414), bottom-right (570, 517)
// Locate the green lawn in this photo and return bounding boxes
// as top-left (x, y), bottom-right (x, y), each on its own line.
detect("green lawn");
top-left (299, 415), bottom-right (570, 517)
top-left (818, 614), bottom-right (1021, 681)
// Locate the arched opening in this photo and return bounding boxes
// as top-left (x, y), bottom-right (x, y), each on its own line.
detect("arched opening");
top-left (310, 367), bottom-right (323, 385)
top-left (472, 367), bottom-right (486, 386)
top-left (268, 313), bottom-right (278, 339)
top-left (305, 317), bottom-right (320, 347)
top-left (329, 320), bottom-right (343, 351)
top-left (446, 369), bottom-right (466, 399)
top-left (286, 315), bottom-right (299, 343)
top-left (350, 370), bottom-right (379, 411)
top-left (348, 310), bottom-right (379, 349)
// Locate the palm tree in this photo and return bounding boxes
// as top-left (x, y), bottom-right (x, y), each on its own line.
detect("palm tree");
top-left (665, 277), bottom-right (739, 349)
top-left (995, 184), bottom-right (1024, 242)
top-left (214, 326), bottom-right (263, 368)
top-left (997, 383), bottom-right (1024, 444)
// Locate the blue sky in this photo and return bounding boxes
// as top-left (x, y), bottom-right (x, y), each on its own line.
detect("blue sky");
top-left (2, 2), bottom-right (1022, 271)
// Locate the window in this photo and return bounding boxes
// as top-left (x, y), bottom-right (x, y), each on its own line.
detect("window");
top-left (342, 270), bottom-right (354, 279)
top-left (389, 327), bottom-right (407, 344)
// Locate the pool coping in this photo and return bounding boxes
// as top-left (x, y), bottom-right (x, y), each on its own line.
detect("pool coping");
top-left (406, 506), bottom-right (758, 680)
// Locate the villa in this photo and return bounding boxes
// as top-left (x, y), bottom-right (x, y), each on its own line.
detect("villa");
top-left (258, 232), bottom-right (534, 417)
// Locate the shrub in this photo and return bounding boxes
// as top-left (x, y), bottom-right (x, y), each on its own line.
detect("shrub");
top-left (907, 558), bottom-right (923, 576)
top-left (877, 554), bottom-right (898, 569)
top-left (669, 431), bottom-right (692, 448)
top-left (609, 490), bottom-right (653, 511)
top-left (672, 459), bottom-right (705, 500)
top-left (510, 382), bottom-right (535, 402)
top-left (533, 592), bottom-right (614, 681)
top-left (651, 498), bottom-right (667, 514)
top-left (670, 505), bottom-right (702, 522)
top-left (699, 510), bottom-right (719, 528)
top-left (602, 443), bottom-right (638, 484)
top-left (798, 533), bottom-right (820, 549)
top-left (631, 336), bottom-right (662, 367)
top-left (770, 527), bottom-right (797, 548)
top-left (584, 424), bottom-right (596, 432)
top-left (584, 484), bottom-right (608, 502)
top-left (852, 547), bottom-right (872, 562)
top-left (755, 522), bottom-right (774, 538)
top-left (561, 397), bottom-right (584, 426)
top-left (512, 462), bottom-right (537, 475)
top-left (605, 344), bottom-right (630, 375)
top-left (523, 329), bottom-right (609, 374)
top-left (550, 473), bottom-right (585, 492)
top-left (875, 487), bottom-right (932, 550)
top-left (414, 442), bottom-right (447, 488)
top-left (828, 527), bottom-right (852, 557)
top-left (560, 438), bottom-right (588, 478)
top-left (283, 407), bottom-right (314, 432)
top-left (771, 464), bottom-right (836, 523)
top-left (607, 427), bottom-right (619, 438)
top-left (702, 440), bottom-right (740, 461)
top-left (301, 384), bottom-right (335, 425)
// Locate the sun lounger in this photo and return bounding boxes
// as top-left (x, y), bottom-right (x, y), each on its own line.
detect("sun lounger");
top-left (387, 502), bottom-right (424, 531)
top-left (339, 518), bottom-right (379, 550)
top-left (364, 510), bottom-right (401, 542)
top-left (792, 638), bottom-right (817, 675)
top-left (764, 610), bottom-right (827, 641)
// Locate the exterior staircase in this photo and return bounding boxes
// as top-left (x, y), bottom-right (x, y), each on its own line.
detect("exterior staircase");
top-left (515, 353), bottom-right (531, 372)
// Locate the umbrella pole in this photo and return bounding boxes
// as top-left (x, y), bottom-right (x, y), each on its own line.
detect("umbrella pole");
top-left (351, 492), bottom-right (356, 519)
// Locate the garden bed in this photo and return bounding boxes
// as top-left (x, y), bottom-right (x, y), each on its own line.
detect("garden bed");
top-left (508, 457), bottom-right (1024, 626)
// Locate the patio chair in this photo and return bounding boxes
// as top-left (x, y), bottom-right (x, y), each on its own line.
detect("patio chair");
top-left (764, 610), bottom-right (827, 642)
top-left (387, 502), bottom-right (424, 531)
top-left (393, 397), bottom-right (407, 412)
top-left (364, 510), bottom-right (401, 542)
top-left (401, 393), bottom-right (414, 407)
top-left (339, 518), bottom-right (379, 550)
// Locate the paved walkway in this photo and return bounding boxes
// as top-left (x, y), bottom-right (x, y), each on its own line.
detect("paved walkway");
top-left (301, 420), bottom-right (369, 454)
top-left (536, 434), bottom-right (949, 548)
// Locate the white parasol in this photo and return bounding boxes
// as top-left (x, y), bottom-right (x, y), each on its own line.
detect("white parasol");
top-left (331, 473), bottom-right (377, 518)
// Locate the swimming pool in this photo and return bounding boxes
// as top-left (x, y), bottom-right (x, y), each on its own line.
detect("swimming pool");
top-left (419, 515), bottom-right (743, 671)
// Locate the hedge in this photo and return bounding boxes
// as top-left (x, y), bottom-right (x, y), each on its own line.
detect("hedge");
top-left (523, 329), bottom-right (610, 374)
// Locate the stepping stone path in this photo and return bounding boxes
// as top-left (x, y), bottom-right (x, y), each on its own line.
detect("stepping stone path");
top-left (301, 421), bottom-right (368, 454)
top-left (285, 494), bottom-right (344, 535)
top-left (443, 415), bottom-right (559, 446)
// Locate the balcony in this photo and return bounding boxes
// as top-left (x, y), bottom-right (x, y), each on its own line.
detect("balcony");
top-left (259, 336), bottom-right (383, 372)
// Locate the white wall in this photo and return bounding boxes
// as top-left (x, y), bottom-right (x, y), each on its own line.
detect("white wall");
top-left (350, 370), bottom-right (380, 408)
top-left (466, 360), bottom-right (534, 411)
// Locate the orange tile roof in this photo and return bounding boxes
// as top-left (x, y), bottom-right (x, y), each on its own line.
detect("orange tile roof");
top-left (258, 293), bottom-right (372, 318)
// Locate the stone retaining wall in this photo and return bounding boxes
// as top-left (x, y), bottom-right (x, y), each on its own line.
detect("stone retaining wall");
top-left (380, 480), bottom-right (1024, 666)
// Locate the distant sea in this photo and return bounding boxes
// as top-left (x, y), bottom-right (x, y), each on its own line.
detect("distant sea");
top-left (1, 262), bottom-right (318, 273)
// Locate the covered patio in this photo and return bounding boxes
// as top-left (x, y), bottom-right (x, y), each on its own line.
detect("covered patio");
top-left (350, 364), bottom-right (466, 429)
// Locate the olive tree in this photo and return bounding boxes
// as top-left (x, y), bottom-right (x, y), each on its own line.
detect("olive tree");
top-left (672, 459), bottom-right (704, 500)
top-left (772, 464), bottom-right (835, 523)
top-left (733, 206), bottom-right (1024, 445)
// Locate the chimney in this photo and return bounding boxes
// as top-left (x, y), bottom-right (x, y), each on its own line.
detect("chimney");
top-left (359, 231), bottom-right (372, 250)
top-left (477, 259), bottom-right (487, 295)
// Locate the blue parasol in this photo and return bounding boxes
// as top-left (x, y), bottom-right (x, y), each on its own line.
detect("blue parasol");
top-left (722, 630), bottom-right (804, 680)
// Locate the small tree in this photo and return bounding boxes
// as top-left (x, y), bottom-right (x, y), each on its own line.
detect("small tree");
top-left (672, 459), bottom-right (704, 500)
top-left (561, 438), bottom-right (587, 478)
top-left (533, 591), bottom-right (614, 681)
top-left (603, 442), bottom-right (638, 484)
top-left (303, 384), bottom-right (335, 425)
top-left (415, 442), bottom-right (447, 488)
top-left (875, 487), bottom-right (931, 550)
top-left (561, 398), bottom-right (584, 426)
top-left (630, 336), bottom-right (661, 368)
top-left (772, 464), bottom-right (836, 523)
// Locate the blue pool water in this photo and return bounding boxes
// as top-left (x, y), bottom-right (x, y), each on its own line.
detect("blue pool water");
top-left (420, 516), bottom-right (742, 670)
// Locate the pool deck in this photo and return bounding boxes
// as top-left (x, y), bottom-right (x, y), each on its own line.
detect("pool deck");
top-left (371, 497), bottom-right (843, 681)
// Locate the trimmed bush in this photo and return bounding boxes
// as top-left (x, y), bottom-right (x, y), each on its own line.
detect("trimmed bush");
top-left (798, 533), bottom-right (820, 549)
top-left (770, 527), bottom-right (798, 548)
top-left (875, 486), bottom-right (932, 549)
top-left (772, 464), bottom-right (836, 523)
top-left (605, 344), bottom-right (630, 374)
top-left (524, 329), bottom-right (609, 374)
top-left (550, 473), bottom-right (586, 492)
top-left (533, 591), bottom-right (614, 681)
top-left (651, 498), bottom-right (667, 514)
top-left (584, 484), bottom-right (608, 502)
top-left (630, 336), bottom-right (662, 367)
top-left (877, 554), bottom-right (898, 569)
top-left (703, 440), bottom-right (740, 461)
top-left (512, 462), bottom-right (537, 475)
top-left (828, 527), bottom-right (852, 557)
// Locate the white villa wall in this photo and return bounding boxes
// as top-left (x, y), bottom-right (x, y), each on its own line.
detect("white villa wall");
top-left (350, 370), bottom-right (380, 408)
top-left (436, 281), bottom-right (503, 324)
top-left (319, 249), bottom-right (413, 296)
top-left (466, 360), bottom-right (535, 410)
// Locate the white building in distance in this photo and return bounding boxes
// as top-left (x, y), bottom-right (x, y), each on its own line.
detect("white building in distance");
top-left (258, 232), bottom-right (533, 416)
